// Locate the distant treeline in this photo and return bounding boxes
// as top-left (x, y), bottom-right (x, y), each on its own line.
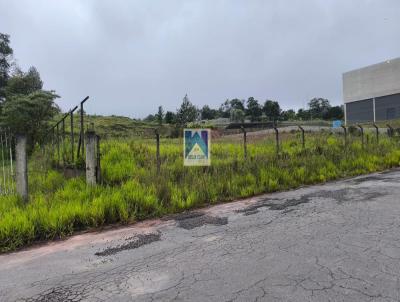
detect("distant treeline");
top-left (146, 95), bottom-right (344, 126)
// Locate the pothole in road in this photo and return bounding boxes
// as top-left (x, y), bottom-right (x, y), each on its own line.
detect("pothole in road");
top-left (174, 212), bottom-right (228, 230)
top-left (237, 196), bottom-right (311, 215)
top-left (95, 232), bottom-right (161, 257)
top-left (237, 187), bottom-right (389, 215)
top-left (21, 286), bottom-right (85, 302)
top-left (350, 175), bottom-right (394, 184)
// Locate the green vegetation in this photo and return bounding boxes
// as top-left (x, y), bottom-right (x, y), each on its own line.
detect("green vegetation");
top-left (1, 131), bottom-right (400, 252)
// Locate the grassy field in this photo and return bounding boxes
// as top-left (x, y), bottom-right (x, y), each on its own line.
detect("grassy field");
top-left (1, 130), bottom-right (400, 252)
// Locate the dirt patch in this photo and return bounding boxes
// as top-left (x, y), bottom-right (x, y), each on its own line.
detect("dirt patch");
top-left (176, 213), bottom-right (228, 230)
top-left (95, 233), bottom-right (161, 257)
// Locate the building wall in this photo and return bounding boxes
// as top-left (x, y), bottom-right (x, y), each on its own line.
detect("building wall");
top-left (375, 93), bottom-right (400, 120)
top-left (346, 99), bottom-right (374, 123)
top-left (343, 58), bottom-right (400, 104)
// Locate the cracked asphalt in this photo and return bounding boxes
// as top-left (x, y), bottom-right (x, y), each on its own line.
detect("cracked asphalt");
top-left (2, 169), bottom-right (400, 301)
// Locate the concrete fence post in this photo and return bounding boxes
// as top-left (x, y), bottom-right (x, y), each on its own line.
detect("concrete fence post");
top-left (85, 130), bottom-right (97, 185)
top-left (15, 134), bottom-right (28, 201)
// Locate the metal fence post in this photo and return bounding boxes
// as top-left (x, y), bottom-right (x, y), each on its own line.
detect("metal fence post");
top-left (15, 134), bottom-right (28, 201)
top-left (155, 129), bottom-right (160, 173)
top-left (357, 124), bottom-right (364, 148)
top-left (387, 124), bottom-right (394, 138)
top-left (56, 122), bottom-right (60, 166)
top-left (298, 125), bottom-right (305, 148)
top-left (62, 118), bottom-right (65, 165)
top-left (77, 96), bottom-right (89, 159)
top-left (373, 123), bottom-right (379, 144)
top-left (273, 126), bottom-right (279, 154)
top-left (69, 106), bottom-right (78, 165)
top-left (241, 126), bottom-right (247, 159)
top-left (341, 125), bottom-right (347, 148)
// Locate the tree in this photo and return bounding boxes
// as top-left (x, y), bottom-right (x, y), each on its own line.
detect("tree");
top-left (155, 105), bottom-right (164, 125)
top-left (230, 98), bottom-right (245, 111)
top-left (280, 109), bottom-right (296, 121)
top-left (143, 114), bottom-right (156, 122)
top-left (308, 97), bottom-right (331, 119)
top-left (4, 66), bottom-right (43, 96)
top-left (0, 33), bottom-right (13, 101)
top-left (246, 97), bottom-right (262, 122)
top-left (201, 105), bottom-right (218, 120)
top-left (218, 98), bottom-right (245, 118)
top-left (230, 108), bottom-right (245, 123)
top-left (165, 111), bottom-right (176, 124)
top-left (0, 90), bottom-right (59, 147)
top-left (176, 94), bottom-right (197, 126)
top-left (218, 99), bottom-right (231, 118)
top-left (323, 105), bottom-right (344, 120)
top-left (263, 100), bottom-right (281, 121)
top-left (296, 108), bottom-right (311, 120)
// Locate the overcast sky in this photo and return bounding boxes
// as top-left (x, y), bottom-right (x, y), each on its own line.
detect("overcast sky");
top-left (1, 0), bottom-right (399, 118)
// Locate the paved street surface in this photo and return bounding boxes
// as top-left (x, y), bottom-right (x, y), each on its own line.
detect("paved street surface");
top-left (2, 169), bottom-right (400, 302)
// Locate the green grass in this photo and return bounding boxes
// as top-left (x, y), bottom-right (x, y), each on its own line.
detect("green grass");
top-left (1, 131), bottom-right (400, 252)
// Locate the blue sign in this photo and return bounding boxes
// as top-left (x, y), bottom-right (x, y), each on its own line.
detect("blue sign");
top-left (332, 120), bottom-right (342, 128)
top-left (184, 129), bottom-right (211, 166)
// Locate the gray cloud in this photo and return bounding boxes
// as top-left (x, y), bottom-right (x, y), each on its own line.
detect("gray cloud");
top-left (1, 0), bottom-right (399, 117)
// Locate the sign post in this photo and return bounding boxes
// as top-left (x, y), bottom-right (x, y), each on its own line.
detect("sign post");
top-left (184, 129), bottom-right (211, 166)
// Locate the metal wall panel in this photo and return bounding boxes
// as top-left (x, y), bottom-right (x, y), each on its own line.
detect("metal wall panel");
top-left (375, 93), bottom-right (400, 121)
top-left (343, 57), bottom-right (400, 103)
top-left (346, 99), bottom-right (374, 123)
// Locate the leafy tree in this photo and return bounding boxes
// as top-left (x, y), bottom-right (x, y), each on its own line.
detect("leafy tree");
top-left (155, 105), bottom-right (164, 125)
top-left (201, 105), bottom-right (218, 120)
top-left (143, 114), bottom-right (156, 122)
top-left (218, 99), bottom-right (231, 118)
top-left (165, 111), bottom-right (176, 124)
top-left (280, 109), bottom-right (296, 121)
top-left (246, 97), bottom-right (262, 122)
top-left (219, 98), bottom-right (245, 118)
top-left (230, 98), bottom-right (245, 111)
top-left (308, 97), bottom-right (331, 119)
top-left (263, 100), bottom-right (281, 121)
top-left (4, 67), bottom-right (43, 96)
top-left (176, 94), bottom-right (197, 126)
top-left (0, 90), bottom-right (59, 147)
top-left (230, 108), bottom-right (245, 123)
top-left (323, 105), bottom-right (344, 120)
top-left (296, 108), bottom-right (311, 120)
top-left (0, 33), bottom-right (13, 101)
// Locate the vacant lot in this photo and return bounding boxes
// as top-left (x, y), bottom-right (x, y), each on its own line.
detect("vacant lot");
top-left (1, 131), bottom-right (400, 252)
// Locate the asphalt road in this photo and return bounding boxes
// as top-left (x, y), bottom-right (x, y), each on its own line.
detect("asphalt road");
top-left (2, 169), bottom-right (400, 302)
